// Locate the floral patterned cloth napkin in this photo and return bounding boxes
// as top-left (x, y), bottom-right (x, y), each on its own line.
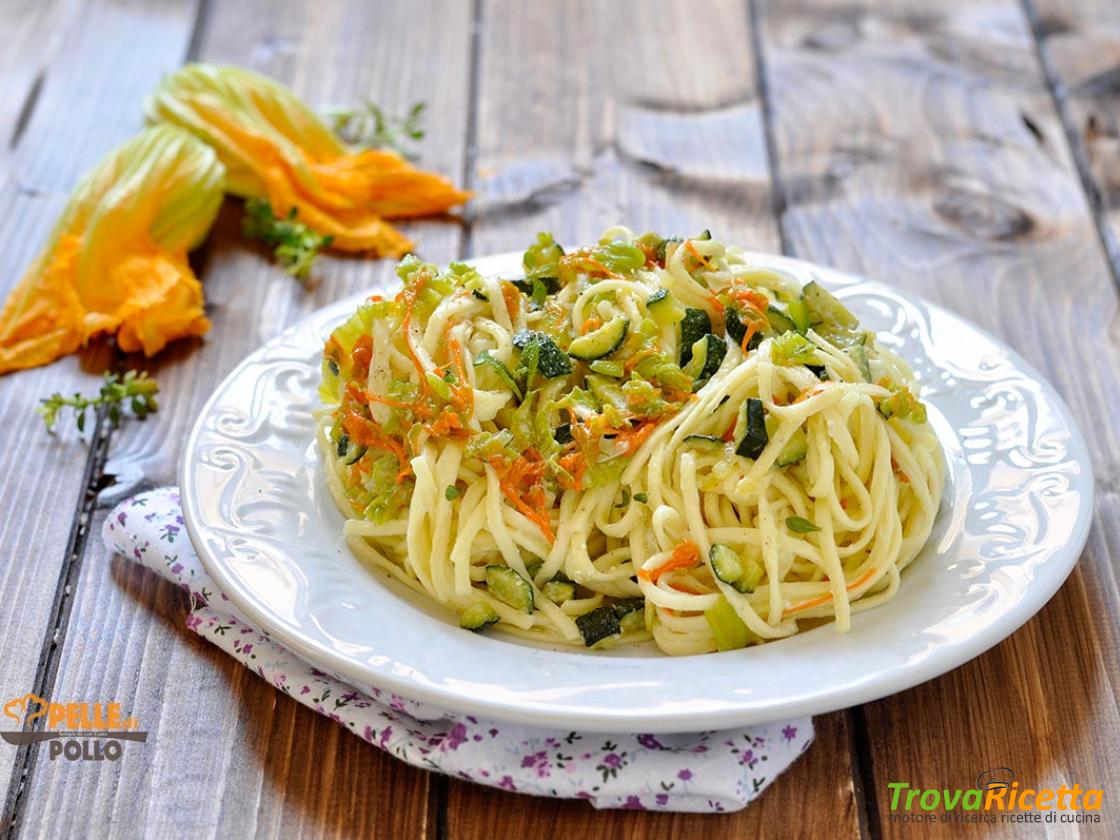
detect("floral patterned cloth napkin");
top-left (102, 487), bottom-right (814, 812)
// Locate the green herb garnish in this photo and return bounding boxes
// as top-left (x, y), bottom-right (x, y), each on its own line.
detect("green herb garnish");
top-left (445, 485), bottom-right (461, 501)
top-left (327, 100), bottom-right (426, 159)
top-left (38, 370), bottom-right (159, 433)
top-left (242, 199), bottom-right (333, 282)
top-left (786, 516), bottom-right (820, 534)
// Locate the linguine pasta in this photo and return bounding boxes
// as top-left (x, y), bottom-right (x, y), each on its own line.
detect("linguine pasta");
top-left (317, 227), bottom-right (944, 655)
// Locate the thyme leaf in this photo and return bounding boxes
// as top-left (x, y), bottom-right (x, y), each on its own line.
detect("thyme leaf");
top-left (38, 371), bottom-right (159, 433)
top-left (242, 199), bottom-right (333, 282)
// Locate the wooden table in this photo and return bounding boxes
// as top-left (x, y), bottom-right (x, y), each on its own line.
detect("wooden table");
top-left (0, 0), bottom-right (1117, 837)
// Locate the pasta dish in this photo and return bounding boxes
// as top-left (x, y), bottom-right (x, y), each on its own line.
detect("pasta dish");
top-left (317, 227), bottom-right (944, 655)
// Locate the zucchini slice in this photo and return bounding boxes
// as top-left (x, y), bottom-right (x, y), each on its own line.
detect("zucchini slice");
top-left (554, 423), bottom-right (573, 444)
top-left (683, 333), bottom-right (727, 386)
top-left (459, 602), bottom-right (500, 632)
top-left (568, 316), bottom-right (629, 361)
top-left (484, 566), bottom-right (534, 614)
top-left (709, 543), bottom-right (763, 593)
top-left (679, 308), bottom-right (712, 366)
top-left (725, 309), bottom-right (765, 352)
top-left (684, 434), bottom-right (726, 452)
top-left (735, 398), bottom-right (769, 459)
top-left (682, 335), bottom-right (708, 380)
top-left (576, 605), bottom-right (622, 647)
top-left (656, 236), bottom-right (683, 264)
top-left (647, 289), bottom-right (686, 326)
top-left (512, 329), bottom-right (572, 378)
top-left (802, 281), bottom-right (857, 329)
top-left (574, 598), bottom-right (646, 646)
top-left (337, 434), bottom-right (368, 465)
top-left (765, 305), bottom-right (797, 335)
top-left (542, 578), bottom-right (576, 603)
top-left (724, 308), bottom-right (745, 345)
top-left (511, 275), bottom-right (560, 296)
top-left (705, 596), bottom-right (751, 651)
top-left (847, 343), bottom-right (872, 382)
top-left (787, 297), bottom-right (811, 333)
top-left (775, 426), bottom-right (808, 466)
top-left (344, 443), bottom-right (368, 466)
top-left (613, 598), bottom-right (646, 632)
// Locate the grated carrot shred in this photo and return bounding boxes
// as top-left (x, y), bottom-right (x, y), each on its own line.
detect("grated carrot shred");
top-left (500, 282), bottom-right (522, 321)
top-left (739, 319), bottom-right (761, 355)
top-left (783, 566), bottom-right (879, 617)
top-left (342, 411), bottom-right (412, 483)
top-left (490, 453), bottom-right (555, 543)
top-left (638, 540), bottom-right (701, 582)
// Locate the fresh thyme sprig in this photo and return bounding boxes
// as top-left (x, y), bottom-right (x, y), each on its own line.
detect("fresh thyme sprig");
top-left (38, 370), bottom-right (159, 433)
top-left (326, 101), bottom-right (426, 159)
top-left (242, 199), bottom-right (333, 282)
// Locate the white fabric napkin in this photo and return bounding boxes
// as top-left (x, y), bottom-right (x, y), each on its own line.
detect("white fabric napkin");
top-left (102, 486), bottom-right (813, 812)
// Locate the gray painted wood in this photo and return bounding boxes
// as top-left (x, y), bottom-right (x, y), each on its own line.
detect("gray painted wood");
top-left (0, 0), bottom-right (200, 811)
top-left (754, 0), bottom-right (1120, 836)
top-left (1031, 0), bottom-right (1120, 279)
top-left (446, 1), bottom-right (860, 837)
top-left (14, 2), bottom-right (470, 837)
top-left (4, 0), bottom-right (1119, 836)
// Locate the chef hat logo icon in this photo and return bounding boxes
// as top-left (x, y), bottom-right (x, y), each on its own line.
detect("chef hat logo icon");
top-left (976, 767), bottom-right (1015, 791)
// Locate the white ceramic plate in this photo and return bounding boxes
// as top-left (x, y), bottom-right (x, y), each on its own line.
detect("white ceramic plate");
top-left (182, 251), bottom-right (1093, 733)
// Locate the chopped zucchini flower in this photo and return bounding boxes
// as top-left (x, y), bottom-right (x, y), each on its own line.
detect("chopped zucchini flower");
top-left (145, 64), bottom-right (471, 257)
top-left (879, 384), bottom-right (928, 424)
top-left (0, 125), bottom-right (224, 374)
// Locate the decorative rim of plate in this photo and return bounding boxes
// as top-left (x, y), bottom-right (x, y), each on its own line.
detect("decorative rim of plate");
top-left (181, 251), bottom-right (1093, 732)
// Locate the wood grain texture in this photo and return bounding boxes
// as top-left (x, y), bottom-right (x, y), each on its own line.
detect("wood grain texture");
top-left (468, 0), bottom-right (778, 255)
top-left (1030, 0), bottom-right (1120, 276)
top-left (754, 0), bottom-right (1120, 836)
top-left (0, 0), bottom-right (67, 150)
top-left (448, 1), bottom-right (862, 837)
top-left (13, 1), bottom-right (471, 838)
top-left (0, 0), bottom-right (199, 805)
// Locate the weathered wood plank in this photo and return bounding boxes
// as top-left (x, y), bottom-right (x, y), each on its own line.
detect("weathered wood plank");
top-left (0, 0), bottom-right (200, 815)
top-left (1030, 0), bottom-right (1120, 277)
top-left (0, 0), bottom-right (66, 149)
top-left (448, 0), bottom-right (861, 836)
top-left (15, 1), bottom-right (472, 837)
top-left (753, 0), bottom-right (1120, 836)
top-left (468, 0), bottom-right (778, 255)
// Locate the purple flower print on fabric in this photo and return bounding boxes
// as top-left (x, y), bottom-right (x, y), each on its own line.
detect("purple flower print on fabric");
top-left (101, 486), bottom-right (815, 813)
